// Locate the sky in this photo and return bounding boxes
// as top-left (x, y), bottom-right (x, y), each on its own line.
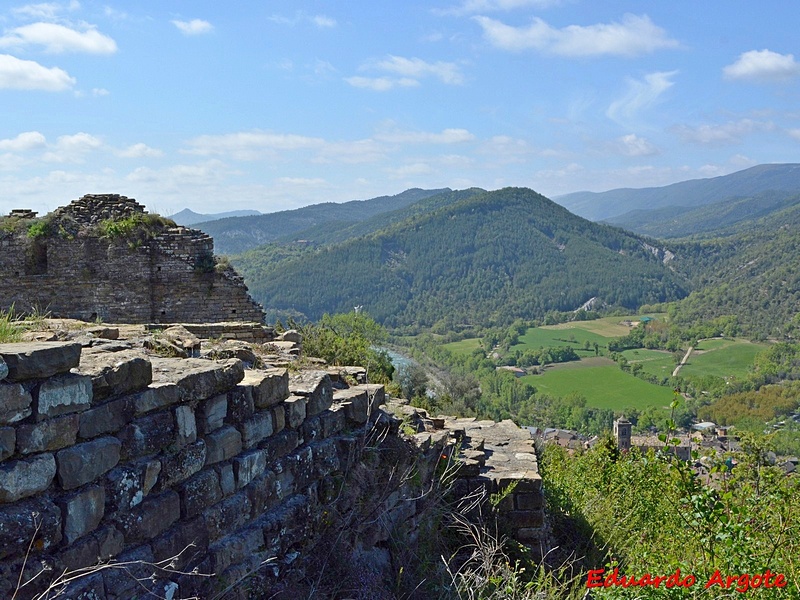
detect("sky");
top-left (2, 1), bottom-right (800, 216)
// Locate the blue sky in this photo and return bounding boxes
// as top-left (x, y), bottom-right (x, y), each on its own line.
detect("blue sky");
top-left (2, 1), bottom-right (800, 216)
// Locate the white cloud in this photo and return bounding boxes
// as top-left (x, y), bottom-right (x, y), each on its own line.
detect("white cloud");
top-left (172, 19), bottom-right (214, 36)
top-left (345, 76), bottom-right (419, 91)
top-left (0, 53), bottom-right (75, 90)
top-left (183, 131), bottom-right (325, 160)
top-left (607, 71), bottom-right (677, 125)
top-left (723, 49), bottom-right (800, 83)
top-left (374, 55), bottom-right (465, 85)
top-left (126, 160), bottom-right (230, 187)
top-left (314, 139), bottom-right (386, 164)
top-left (275, 176), bottom-right (328, 187)
top-left (116, 143), bottom-right (163, 158)
top-left (376, 127), bottom-right (475, 144)
top-left (673, 119), bottom-right (774, 145)
top-left (91, 87), bottom-right (109, 96)
top-left (387, 163), bottom-right (435, 178)
top-left (12, 1), bottom-right (80, 21)
top-left (42, 132), bottom-right (102, 162)
top-left (348, 55), bottom-right (464, 90)
top-left (439, 0), bottom-right (564, 16)
top-left (0, 22), bottom-right (117, 54)
top-left (789, 129), bottom-right (800, 141)
top-left (312, 15), bottom-right (337, 28)
top-left (0, 131), bottom-right (47, 151)
top-left (617, 133), bottom-right (658, 156)
top-left (474, 13), bottom-right (679, 57)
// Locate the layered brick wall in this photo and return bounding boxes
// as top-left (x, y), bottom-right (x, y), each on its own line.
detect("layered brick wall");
top-left (0, 341), bottom-right (546, 599)
top-left (0, 194), bottom-right (265, 324)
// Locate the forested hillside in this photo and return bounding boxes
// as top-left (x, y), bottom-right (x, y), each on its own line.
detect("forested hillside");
top-left (195, 188), bottom-right (449, 254)
top-left (233, 187), bottom-right (688, 329)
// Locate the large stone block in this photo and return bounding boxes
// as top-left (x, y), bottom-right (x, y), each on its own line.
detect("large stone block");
top-left (203, 491), bottom-right (251, 541)
top-left (118, 491), bottom-right (180, 544)
top-left (226, 385), bottom-right (254, 425)
top-left (152, 516), bottom-right (209, 569)
top-left (0, 497), bottom-right (62, 559)
top-left (242, 368), bottom-right (289, 408)
top-left (0, 452), bottom-right (56, 502)
top-left (333, 388), bottom-right (369, 425)
top-left (59, 484), bottom-right (105, 544)
top-left (240, 411), bottom-right (273, 448)
top-left (106, 458), bottom-right (161, 513)
top-left (259, 430), bottom-right (299, 462)
top-left (130, 382), bottom-right (180, 415)
top-left (118, 410), bottom-right (174, 460)
top-left (205, 425), bottom-right (242, 465)
top-left (77, 348), bottom-right (152, 401)
top-left (233, 449), bottom-right (267, 489)
top-left (0, 356), bottom-right (6, 380)
top-left (150, 357), bottom-right (244, 402)
top-left (56, 437), bottom-right (120, 490)
top-left (175, 404), bottom-right (197, 446)
top-left (0, 341), bottom-right (81, 382)
top-left (16, 413), bottom-right (79, 454)
top-left (34, 374), bottom-right (92, 421)
top-left (78, 396), bottom-right (133, 439)
top-left (290, 370), bottom-right (333, 416)
top-left (283, 395), bottom-right (307, 429)
top-left (197, 393), bottom-right (227, 434)
top-left (157, 440), bottom-right (207, 490)
top-left (180, 469), bottom-right (223, 518)
top-left (207, 527), bottom-right (264, 575)
top-left (0, 381), bottom-right (32, 424)
top-left (0, 427), bottom-right (14, 462)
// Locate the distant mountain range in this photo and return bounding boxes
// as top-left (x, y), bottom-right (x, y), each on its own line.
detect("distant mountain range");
top-left (555, 163), bottom-right (800, 224)
top-left (170, 208), bottom-right (262, 226)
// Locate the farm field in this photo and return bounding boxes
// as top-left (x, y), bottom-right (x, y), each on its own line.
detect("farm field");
top-left (680, 338), bottom-right (769, 381)
top-left (623, 348), bottom-right (675, 379)
top-left (522, 358), bottom-right (676, 411)
top-left (512, 314), bottom-right (665, 351)
top-left (441, 337), bottom-right (481, 355)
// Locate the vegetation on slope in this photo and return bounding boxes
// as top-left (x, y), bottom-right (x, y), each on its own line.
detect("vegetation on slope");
top-left (235, 188), bottom-right (688, 330)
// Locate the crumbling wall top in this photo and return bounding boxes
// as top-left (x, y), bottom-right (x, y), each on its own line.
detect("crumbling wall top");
top-left (52, 194), bottom-right (147, 225)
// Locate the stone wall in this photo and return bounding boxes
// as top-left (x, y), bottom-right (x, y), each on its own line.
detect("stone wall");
top-left (0, 194), bottom-right (265, 324)
top-left (0, 341), bottom-right (545, 599)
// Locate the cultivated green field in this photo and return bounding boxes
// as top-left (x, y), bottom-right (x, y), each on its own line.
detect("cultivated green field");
top-left (680, 338), bottom-right (769, 380)
top-left (623, 348), bottom-right (676, 378)
top-left (441, 337), bottom-right (482, 355)
top-left (523, 358), bottom-right (677, 411)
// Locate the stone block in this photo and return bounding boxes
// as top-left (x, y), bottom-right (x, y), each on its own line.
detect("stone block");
top-left (77, 349), bottom-right (152, 401)
top-left (16, 413), bottom-right (79, 454)
top-left (312, 438), bottom-right (341, 479)
top-left (205, 425), bottom-right (242, 465)
top-left (260, 430), bottom-right (300, 461)
top-left (285, 446), bottom-right (314, 489)
top-left (34, 374), bottom-right (92, 421)
top-left (334, 388), bottom-right (369, 425)
top-left (226, 385), bottom-right (254, 425)
top-left (320, 406), bottom-right (346, 438)
top-left (271, 404), bottom-right (285, 434)
top-left (0, 427), bottom-right (14, 462)
top-left (507, 510), bottom-right (544, 529)
top-left (300, 415), bottom-right (323, 444)
top-left (514, 491), bottom-right (543, 510)
top-left (283, 395), bottom-right (307, 429)
top-left (180, 469), bottom-right (223, 518)
top-left (233, 449), bottom-right (267, 489)
top-left (0, 341), bottom-right (81, 382)
top-left (358, 383), bottom-right (386, 411)
top-left (57, 437), bottom-right (120, 490)
top-left (78, 396), bottom-right (133, 438)
top-left (207, 528), bottom-right (264, 575)
top-left (150, 357), bottom-right (244, 401)
top-left (243, 368), bottom-right (289, 408)
top-left (106, 458), bottom-right (161, 513)
top-left (157, 440), bottom-right (207, 489)
top-left (0, 452), bottom-right (56, 502)
top-left (175, 404), bottom-right (197, 446)
top-left (59, 484), bottom-right (105, 544)
top-left (203, 491), bottom-right (251, 541)
top-left (290, 370), bottom-right (333, 416)
top-left (245, 470), bottom-right (277, 515)
top-left (0, 497), bottom-right (62, 559)
top-left (0, 382), bottom-right (32, 424)
top-left (131, 382), bottom-right (180, 415)
top-left (0, 356), bottom-right (6, 380)
top-left (197, 393), bottom-right (227, 433)
top-left (118, 491), bottom-right (180, 544)
top-left (240, 411), bottom-right (273, 448)
top-left (102, 544), bottom-right (155, 598)
top-left (118, 411), bottom-right (174, 460)
top-left (152, 516), bottom-right (209, 569)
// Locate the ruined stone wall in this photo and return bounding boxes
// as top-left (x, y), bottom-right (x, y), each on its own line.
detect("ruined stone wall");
top-left (0, 341), bottom-right (545, 599)
top-left (0, 194), bottom-right (266, 324)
